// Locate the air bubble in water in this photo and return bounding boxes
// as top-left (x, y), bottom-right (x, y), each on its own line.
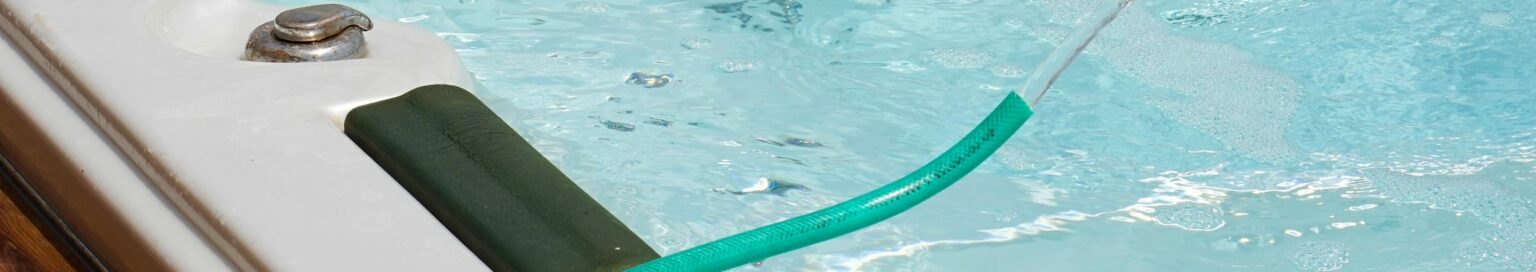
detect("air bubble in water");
top-left (1480, 12), bottom-right (1512, 27)
top-left (1365, 163), bottom-right (1535, 228)
top-left (1458, 228), bottom-right (1536, 271)
top-left (715, 59), bottom-right (760, 73)
top-left (990, 64), bottom-right (1026, 78)
top-left (681, 37), bottom-right (713, 49)
top-left (924, 48), bottom-right (995, 69)
top-left (574, 1), bottom-right (610, 14)
top-left (1370, 164), bottom-right (1536, 270)
top-left (1153, 204), bottom-right (1225, 231)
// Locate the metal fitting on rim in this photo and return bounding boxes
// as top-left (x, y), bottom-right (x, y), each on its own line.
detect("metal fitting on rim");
top-left (243, 4), bottom-right (372, 62)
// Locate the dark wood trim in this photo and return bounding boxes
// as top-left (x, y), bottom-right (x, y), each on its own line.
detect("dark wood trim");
top-left (0, 156), bottom-right (80, 272)
top-left (0, 81), bottom-right (160, 272)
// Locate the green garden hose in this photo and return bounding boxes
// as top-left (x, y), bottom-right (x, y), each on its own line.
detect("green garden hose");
top-left (628, 93), bottom-right (1033, 271)
top-left (629, 0), bottom-right (1134, 270)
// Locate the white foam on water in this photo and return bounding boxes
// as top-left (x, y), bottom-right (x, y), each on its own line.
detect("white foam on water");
top-left (1365, 163), bottom-right (1535, 228)
top-left (1288, 241), bottom-right (1350, 271)
top-left (680, 37), bottom-right (714, 49)
top-left (820, 164), bottom-right (1316, 270)
top-left (989, 64), bottom-right (1026, 78)
top-left (1152, 204), bottom-right (1226, 231)
top-left (573, 1), bottom-right (611, 14)
top-left (922, 48), bottom-right (996, 69)
top-left (1366, 163), bottom-right (1536, 270)
top-left (1036, 0), bottom-right (1304, 163)
top-left (1480, 12), bottom-right (1513, 27)
top-left (714, 59), bottom-right (761, 73)
top-left (1457, 227), bottom-right (1536, 271)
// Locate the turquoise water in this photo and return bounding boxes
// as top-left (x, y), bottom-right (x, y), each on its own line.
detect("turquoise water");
top-left (269, 0), bottom-right (1536, 270)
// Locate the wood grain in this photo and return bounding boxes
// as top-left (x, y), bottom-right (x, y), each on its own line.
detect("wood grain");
top-left (0, 182), bottom-right (75, 272)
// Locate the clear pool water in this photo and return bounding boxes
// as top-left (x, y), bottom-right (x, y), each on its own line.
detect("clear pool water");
top-left (271, 0), bottom-right (1536, 270)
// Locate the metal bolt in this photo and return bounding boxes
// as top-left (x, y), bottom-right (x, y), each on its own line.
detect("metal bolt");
top-left (242, 4), bottom-right (372, 62)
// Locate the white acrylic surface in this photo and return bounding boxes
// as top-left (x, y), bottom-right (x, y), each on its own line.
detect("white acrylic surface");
top-left (0, 0), bottom-right (487, 270)
top-left (1, 31), bottom-right (230, 271)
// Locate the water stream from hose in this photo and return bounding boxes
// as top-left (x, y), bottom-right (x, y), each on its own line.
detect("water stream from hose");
top-left (628, 1), bottom-right (1135, 270)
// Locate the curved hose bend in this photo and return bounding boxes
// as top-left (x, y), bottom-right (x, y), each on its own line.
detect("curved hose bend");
top-left (629, 92), bottom-right (1034, 271)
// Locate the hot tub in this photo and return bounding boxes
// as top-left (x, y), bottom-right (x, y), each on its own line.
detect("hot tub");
top-left (0, 0), bottom-right (487, 270)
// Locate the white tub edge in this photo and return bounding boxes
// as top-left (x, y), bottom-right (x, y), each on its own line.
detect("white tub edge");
top-left (0, 0), bottom-right (489, 270)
